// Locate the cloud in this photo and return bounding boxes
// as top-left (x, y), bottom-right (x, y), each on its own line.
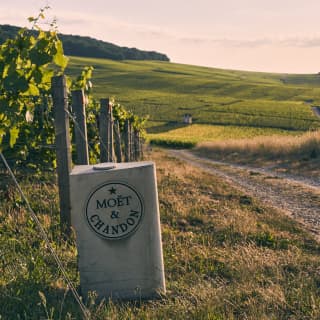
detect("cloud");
top-left (46, 9), bottom-right (175, 43)
top-left (179, 37), bottom-right (271, 47)
top-left (4, 6), bottom-right (320, 51)
top-left (280, 37), bottom-right (320, 47)
top-left (178, 35), bottom-right (320, 48)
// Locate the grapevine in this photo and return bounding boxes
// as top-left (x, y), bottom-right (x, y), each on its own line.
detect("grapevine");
top-left (0, 8), bottom-right (68, 170)
top-left (0, 9), bottom-right (147, 171)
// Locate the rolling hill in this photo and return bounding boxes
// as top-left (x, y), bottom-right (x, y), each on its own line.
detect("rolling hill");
top-left (0, 24), bottom-right (170, 62)
top-left (66, 56), bottom-right (320, 144)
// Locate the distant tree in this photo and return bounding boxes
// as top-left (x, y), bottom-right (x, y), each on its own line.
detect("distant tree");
top-left (0, 24), bottom-right (170, 62)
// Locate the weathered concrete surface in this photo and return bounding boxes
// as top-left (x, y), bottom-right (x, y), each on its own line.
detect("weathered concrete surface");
top-left (70, 161), bottom-right (165, 300)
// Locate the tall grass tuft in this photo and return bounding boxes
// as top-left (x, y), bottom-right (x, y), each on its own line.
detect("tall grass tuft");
top-left (196, 130), bottom-right (320, 162)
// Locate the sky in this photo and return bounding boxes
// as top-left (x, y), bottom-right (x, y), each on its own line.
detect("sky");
top-left (1, 0), bottom-right (320, 73)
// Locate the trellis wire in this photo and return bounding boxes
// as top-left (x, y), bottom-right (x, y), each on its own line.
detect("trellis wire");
top-left (0, 151), bottom-right (91, 320)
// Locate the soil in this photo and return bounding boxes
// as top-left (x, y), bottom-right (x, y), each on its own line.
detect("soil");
top-left (169, 149), bottom-right (320, 240)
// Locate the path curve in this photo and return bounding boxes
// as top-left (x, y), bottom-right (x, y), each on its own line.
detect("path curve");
top-left (169, 149), bottom-right (320, 240)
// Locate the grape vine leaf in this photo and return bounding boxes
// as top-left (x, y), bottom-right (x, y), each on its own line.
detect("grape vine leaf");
top-left (9, 127), bottom-right (19, 148)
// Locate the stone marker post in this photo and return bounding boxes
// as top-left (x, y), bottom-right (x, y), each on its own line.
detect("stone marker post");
top-left (70, 161), bottom-right (165, 300)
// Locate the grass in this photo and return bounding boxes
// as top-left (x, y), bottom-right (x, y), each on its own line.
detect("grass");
top-left (147, 123), bottom-right (303, 148)
top-left (194, 130), bottom-right (320, 178)
top-left (2, 56), bottom-right (320, 318)
top-left (66, 57), bottom-right (320, 138)
top-left (1, 150), bottom-right (320, 319)
top-left (65, 57), bottom-right (320, 149)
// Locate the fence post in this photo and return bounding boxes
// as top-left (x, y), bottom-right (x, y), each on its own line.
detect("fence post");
top-left (139, 133), bottom-right (144, 160)
top-left (100, 98), bottom-right (114, 162)
top-left (72, 89), bottom-right (89, 165)
top-left (130, 122), bottom-right (135, 161)
top-left (51, 75), bottom-right (72, 235)
top-left (133, 129), bottom-right (140, 161)
top-left (124, 119), bottom-right (131, 162)
top-left (114, 120), bottom-right (122, 162)
top-left (108, 102), bottom-right (114, 162)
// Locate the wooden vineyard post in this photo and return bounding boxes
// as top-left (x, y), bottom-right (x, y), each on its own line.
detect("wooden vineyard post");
top-left (139, 133), bottom-right (144, 160)
top-left (100, 98), bottom-right (114, 162)
top-left (108, 102), bottom-right (114, 161)
top-left (133, 130), bottom-right (140, 161)
top-left (114, 120), bottom-right (122, 162)
top-left (99, 98), bottom-right (108, 162)
top-left (130, 122), bottom-right (134, 161)
top-left (124, 119), bottom-right (131, 162)
top-left (52, 75), bottom-right (72, 235)
top-left (72, 89), bottom-right (89, 165)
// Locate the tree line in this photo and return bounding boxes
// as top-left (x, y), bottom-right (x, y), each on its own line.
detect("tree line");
top-left (0, 24), bottom-right (170, 62)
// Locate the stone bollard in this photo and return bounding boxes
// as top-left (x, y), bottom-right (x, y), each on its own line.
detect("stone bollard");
top-left (70, 161), bottom-right (165, 300)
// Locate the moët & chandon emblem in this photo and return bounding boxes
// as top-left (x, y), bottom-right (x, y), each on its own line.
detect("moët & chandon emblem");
top-left (85, 182), bottom-right (143, 240)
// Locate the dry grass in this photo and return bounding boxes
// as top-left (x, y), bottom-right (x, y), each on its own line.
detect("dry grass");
top-left (1, 151), bottom-right (320, 319)
top-left (196, 130), bottom-right (320, 159)
top-left (147, 124), bottom-right (300, 147)
top-left (151, 150), bottom-right (320, 319)
top-left (195, 130), bottom-right (320, 177)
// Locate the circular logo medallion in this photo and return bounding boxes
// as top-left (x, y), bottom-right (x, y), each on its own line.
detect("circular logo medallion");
top-left (85, 182), bottom-right (143, 240)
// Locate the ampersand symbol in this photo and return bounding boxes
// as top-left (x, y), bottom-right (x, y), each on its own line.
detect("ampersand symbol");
top-left (111, 211), bottom-right (120, 219)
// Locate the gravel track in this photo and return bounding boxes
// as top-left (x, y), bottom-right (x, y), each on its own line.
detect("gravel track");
top-left (169, 149), bottom-right (320, 240)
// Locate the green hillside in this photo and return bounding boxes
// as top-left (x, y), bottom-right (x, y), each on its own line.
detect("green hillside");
top-left (67, 57), bottom-right (320, 143)
top-left (0, 24), bottom-right (169, 62)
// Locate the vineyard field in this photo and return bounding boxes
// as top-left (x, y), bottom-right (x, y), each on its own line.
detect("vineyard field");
top-left (67, 57), bottom-right (320, 139)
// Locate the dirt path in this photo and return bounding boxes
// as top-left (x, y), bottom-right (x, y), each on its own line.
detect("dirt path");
top-left (169, 149), bottom-right (320, 240)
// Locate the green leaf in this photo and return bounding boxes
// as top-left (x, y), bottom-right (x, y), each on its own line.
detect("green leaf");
top-left (0, 113), bottom-right (7, 122)
top-left (29, 45), bottom-right (52, 66)
top-left (0, 128), bottom-right (5, 142)
top-left (27, 83), bottom-right (40, 96)
top-left (40, 69), bottom-right (54, 88)
top-left (9, 127), bottom-right (19, 148)
top-left (3, 71), bottom-right (29, 93)
top-left (32, 67), bottom-right (43, 84)
top-left (54, 53), bottom-right (68, 70)
top-left (53, 41), bottom-right (68, 70)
